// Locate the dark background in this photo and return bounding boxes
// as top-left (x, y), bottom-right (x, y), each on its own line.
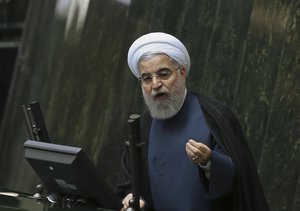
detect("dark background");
top-left (0, 0), bottom-right (299, 210)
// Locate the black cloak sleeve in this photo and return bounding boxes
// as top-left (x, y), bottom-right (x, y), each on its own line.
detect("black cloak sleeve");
top-left (197, 94), bottom-right (269, 211)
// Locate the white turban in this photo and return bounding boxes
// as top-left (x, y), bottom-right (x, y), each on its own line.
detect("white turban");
top-left (127, 32), bottom-right (191, 78)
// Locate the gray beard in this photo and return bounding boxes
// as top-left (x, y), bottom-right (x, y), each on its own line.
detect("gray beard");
top-left (142, 77), bottom-right (186, 120)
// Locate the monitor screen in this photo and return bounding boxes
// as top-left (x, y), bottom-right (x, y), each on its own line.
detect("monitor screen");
top-left (24, 140), bottom-right (122, 209)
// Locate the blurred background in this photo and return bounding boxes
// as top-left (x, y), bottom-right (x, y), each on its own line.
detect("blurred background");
top-left (0, 0), bottom-right (299, 210)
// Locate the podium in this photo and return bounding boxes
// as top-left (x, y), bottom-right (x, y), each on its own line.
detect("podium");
top-left (18, 103), bottom-right (122, 210)
top-left (0, 188), bottom-right (117, 211)
top-left (23, 140), bottom-right (122, 210)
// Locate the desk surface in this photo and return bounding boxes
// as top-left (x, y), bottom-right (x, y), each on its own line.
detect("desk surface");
top-left (0, 189), bottom-right (116, 211)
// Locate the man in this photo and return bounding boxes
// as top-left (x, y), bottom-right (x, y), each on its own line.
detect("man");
top-left (116, 32), bottom-right (269, 211)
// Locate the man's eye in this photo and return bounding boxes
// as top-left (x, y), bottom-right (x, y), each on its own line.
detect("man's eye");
top-left (142, 75), bottom-right (152, 81)
top-left (158, 72), bottom-right (170, 76)
top-left (158, 71), bottom-right (171, 78)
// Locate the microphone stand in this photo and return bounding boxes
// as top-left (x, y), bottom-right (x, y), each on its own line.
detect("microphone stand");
top-left (127, 114), bottom-right (143, 211)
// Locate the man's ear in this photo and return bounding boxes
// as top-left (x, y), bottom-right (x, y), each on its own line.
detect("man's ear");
top-left (180, 67), bottom-right (187, 80)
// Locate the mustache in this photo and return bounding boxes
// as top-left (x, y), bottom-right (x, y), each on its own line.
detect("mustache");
top-left (151, 88), bottom-right (169, 97)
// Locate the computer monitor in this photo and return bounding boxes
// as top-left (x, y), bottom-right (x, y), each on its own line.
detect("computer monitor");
top-left (24, 140), bottom-right (122, 209)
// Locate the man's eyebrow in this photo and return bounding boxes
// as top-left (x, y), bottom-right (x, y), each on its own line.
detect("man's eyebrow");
top-left (141, 67), bottom-right (171, 75)
top-left (156, 67), bottom-right (171, 72)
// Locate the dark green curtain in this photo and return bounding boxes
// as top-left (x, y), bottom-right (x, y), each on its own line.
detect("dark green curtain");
top-left (0, 0), bottom-right (299, 210)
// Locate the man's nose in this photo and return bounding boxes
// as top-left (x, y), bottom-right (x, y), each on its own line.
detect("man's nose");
top-left (151, 76), bottom-right (162, 89)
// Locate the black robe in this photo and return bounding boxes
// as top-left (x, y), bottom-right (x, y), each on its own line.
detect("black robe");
top-left (116, 93), bottom-right (269, 211)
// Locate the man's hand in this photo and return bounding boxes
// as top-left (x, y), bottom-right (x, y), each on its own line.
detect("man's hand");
top-left (121, 193), bottom-right (146, 211)
top-left (185, 139), bottom-right (212, 165)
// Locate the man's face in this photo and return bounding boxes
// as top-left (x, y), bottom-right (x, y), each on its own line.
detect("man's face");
top-left (138, 54), bottom-right (187, 119)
